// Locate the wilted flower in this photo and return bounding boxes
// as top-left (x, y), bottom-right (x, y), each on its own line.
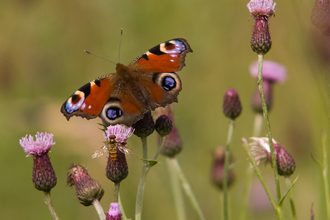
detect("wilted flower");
top-left (223, 88), bottom-right (242, 120)
top-left (249, 137), bottom-right (296, 176)
top-left (106, 203), bottom-right (122, 220)
top-left (247, 0), bottom-right (276, 54)
top-left (19, 132), bottom-right (57, 192)
top-left (67, 164), bottom-right (104, 206)
top-left (132, 111), bottom-right (155, 138)
top-left (249, 60), bottom-right (287, 113)
top-left (104, 125), bottom-right (134, 183)
top-left (211, 147), bottom-right (235, 189)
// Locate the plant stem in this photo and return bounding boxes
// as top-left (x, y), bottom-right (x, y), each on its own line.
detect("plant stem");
top-left (152, 136), bottom-right (166, 160)
top-left (92, 199), bottom-right (106, 220)
top-left (241, 138), bottom-right (282, 220)
top-left (113, 182), bottom-right (120, 203)
top-left (257, 54), bottom-right (281, 202)
top-left (321, 130), bottom-right (330, 219)
top-left (135, 137), bottom-right (149, 220)
top-left (284, 176), bottom-right (297, 220)
top-left (44, 191), bottom-right (59, 220)
top-left (223, 119), bottom-right (235, 220)
top-left (166, 157), bottom-right (187, 220)
top-left (169, 157), bottom-right (206, 220)
top-left (239, 113), bottom-right (263, 220)
top-left (118, 193), bottom-right (128, 220)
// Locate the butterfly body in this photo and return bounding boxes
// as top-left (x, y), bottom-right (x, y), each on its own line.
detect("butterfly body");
top-left (61, 38), bottom-right (192, 126)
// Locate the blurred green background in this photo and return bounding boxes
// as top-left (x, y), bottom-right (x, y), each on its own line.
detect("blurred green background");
top-left (1, 0), bottom-right (329, 219)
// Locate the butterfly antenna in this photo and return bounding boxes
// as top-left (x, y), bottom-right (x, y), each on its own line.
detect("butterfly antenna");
top-left (84, 50), bottom-right (116, 65)
top-left (118, 28), bottom-right (123, 64)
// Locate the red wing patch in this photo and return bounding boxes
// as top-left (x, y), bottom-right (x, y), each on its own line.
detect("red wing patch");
top-left (61, 77), bottom-right (113, 120)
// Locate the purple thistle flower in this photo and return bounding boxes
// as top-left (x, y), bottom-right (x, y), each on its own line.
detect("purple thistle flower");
top-left (249, 60), bottom-right (287, 83)
top-left (19, 132), bottom-right (57, 192)
top-left (106, 203), bottom-right (122, 220)
top-left (104, 124), bottom-right (134, 143)
top-left (249, 60), bottom-right (287, 113)
top-left (247, 0), bottom-right (276, 17)
top-left (19, 132), bottom-right (55, 157)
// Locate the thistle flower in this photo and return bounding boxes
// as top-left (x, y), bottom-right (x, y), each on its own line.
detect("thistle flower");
top-left (19, 132), bottom-right (57, 192)
top-left (211, 147), bottom-right (235, 190)
top-left (223, 88), bottom-right (242, 120)
top-left (155, 115), bottom-right (173, 137)
top-left (104, 125), bottom-right (134, 183)
top-left (311, 0), bottom-right (330, 36)
top-left (67, 164), bottom-right (104, 206)
top-left (132, 111), bottom-right (155, 138)
top-left (249, 60), bottom-right (287, 113)
top-left (106, 203), bottom-right (122, 220)
top-left (247, 0), bottom-right (276, 55)
top-left (249, 137), bottom-right (296, 176)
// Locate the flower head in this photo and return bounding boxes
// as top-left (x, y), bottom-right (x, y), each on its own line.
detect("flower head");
top-left (104, 124), bottom-right (134, 143)
top-left (249, 137), bottom-right (296, 176)
top-left (67, 164), bottom-right (104, 206)
top-left (19, 132), bottom-right (55, 157)
top-left (19, 132), bottom-right (57, 192)
top-left (247, 0), bottom-right (276, 54)
top-left (247, 0), bottom-right (276, 18)
top-left (311, 0), bottom-right (330, 31)
top-left (106, 203), bottom-right (122, 220)
top-left (223, 88), bottom-right (243, 120)
top-left (249, 60), bottom-right (287, 83)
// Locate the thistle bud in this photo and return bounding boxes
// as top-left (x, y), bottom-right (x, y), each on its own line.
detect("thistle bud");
top-left (19, 132), bottom-right (57, 192)
top-left (132, 111), bottom-right (155, 138)
top-left (223, 88), bottom-right (242, 120)
top-left (311, 0), bottom-right (330, 33)
top-left (155, 115), bottom-right (173, 137)
top-left (67, 164), bottom-right (104, 206)
top-left (211, 147), bottom-right (235, 189)
top-left (160, 125), bottom-right (183, 157)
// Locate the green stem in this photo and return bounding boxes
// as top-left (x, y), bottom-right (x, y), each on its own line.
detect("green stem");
top-left (44, 191), bottom-right (59, 220)
top-left (257, 54), bottom-right (281, 202)
top-left (135, 137), bottom-right (149, 220)
top-left (169, 157), bottom-right (206, 220)
top-left (152, 136), bottom-right (166, 160)
top-left (284, 176), bottom-right (297, 220)
top-left (113, 182), bottom-right (120, 203)
top-left (223, 119), bottom-right (235, 220)
top-left (239, 113), bottom-right (264, 220)
top-left (241, 138), bottom-right (282, 220)
top-left (321, 130), bottom-right (330, 219)
top-left (166, 157), bottom-right (187, 220)
top-left (92, 199), bottom-right (106, 220)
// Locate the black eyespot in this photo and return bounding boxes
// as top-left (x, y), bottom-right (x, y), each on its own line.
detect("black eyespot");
top-left (162, 76), bottom-right (176, 91)
top-left (106, 107), bottom-right (123, 120)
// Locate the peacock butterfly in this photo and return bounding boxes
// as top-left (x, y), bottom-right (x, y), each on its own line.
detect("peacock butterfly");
top-left (61, 38), bottom-right (192, 126)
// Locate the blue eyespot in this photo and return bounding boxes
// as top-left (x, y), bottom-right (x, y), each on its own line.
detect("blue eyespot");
top-left (162, 76), bottom-right (176, 91)
top-left (106, 107), bottom-right (123, 120)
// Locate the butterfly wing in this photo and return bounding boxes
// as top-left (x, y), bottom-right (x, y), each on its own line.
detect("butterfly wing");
top-left (129, 38), bottom-right (192, 109)
top-left (61, 75), bottom-right (114, 120)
